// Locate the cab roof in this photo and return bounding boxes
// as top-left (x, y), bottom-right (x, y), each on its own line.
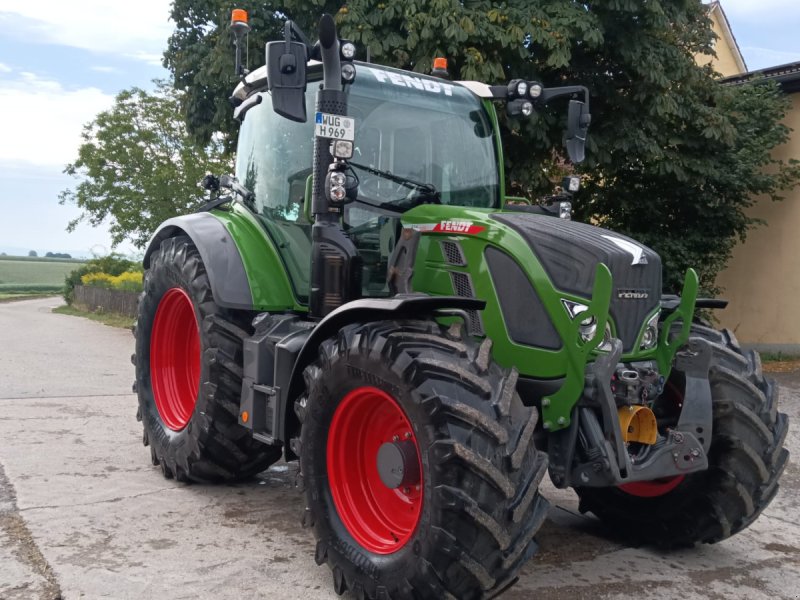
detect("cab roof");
top-left (230, 61), bottom-right (494, 103)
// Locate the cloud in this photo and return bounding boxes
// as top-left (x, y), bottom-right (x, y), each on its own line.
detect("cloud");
top-left (0, 70), bottom-right (113, 167)
top-left (90, 65), bottom-right (117, 73)
top-left (0, 0), bottom-right (173, 62)
top-left (125, 51), bottom-right (164, 67)
top-left (0, 62), bottom-right (10, 73)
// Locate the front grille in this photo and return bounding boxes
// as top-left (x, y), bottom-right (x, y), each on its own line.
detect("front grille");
top-left (491, 212), bottom-right (661, 352)
top-left (440, 240), bottom-right (466, 266)
top-left (485, 247), bottom-right (561, 350)
top-left (450, 271), bottom-right (484, 335)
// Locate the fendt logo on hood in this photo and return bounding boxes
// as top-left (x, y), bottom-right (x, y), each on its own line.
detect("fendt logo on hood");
top-left (412, 221), bottom-right (486, 235)
top-left (617, 289), bottom-right (649, 300)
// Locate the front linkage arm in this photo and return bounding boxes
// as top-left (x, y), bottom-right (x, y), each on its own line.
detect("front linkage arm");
top-left (548, 268), bottom-right (711, 489)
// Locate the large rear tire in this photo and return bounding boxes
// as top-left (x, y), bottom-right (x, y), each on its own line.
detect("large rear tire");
top-left (296, 320), bottom-right (550, 599)
top-left (576, 325), bottom-right (789, 547)
top-left (134, 236), bottom-right (281, 482)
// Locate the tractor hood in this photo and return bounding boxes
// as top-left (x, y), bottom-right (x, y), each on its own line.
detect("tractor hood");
top-left (491, 213), bottom-right (662, 352)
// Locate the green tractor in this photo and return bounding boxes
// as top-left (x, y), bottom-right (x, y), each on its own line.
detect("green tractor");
top-left (133, 12), bottom-right (789, 599)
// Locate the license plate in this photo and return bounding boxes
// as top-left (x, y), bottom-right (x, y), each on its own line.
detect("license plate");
top-left (314, 112), bottom-right (355, 141)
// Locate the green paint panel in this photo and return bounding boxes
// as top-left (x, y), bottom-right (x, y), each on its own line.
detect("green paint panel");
top-left (404, 205), bottom-right (693, 432)
top-left (483, 99), bottom-right (505, 201)
top-left (210, 205), bottom-right (306, 312)
top-left (408, 205), bottom-right (595, 379)
top-left (656, 268), bottom-right (699, 375)
top-left (540, 263), bottom-right (612, 430)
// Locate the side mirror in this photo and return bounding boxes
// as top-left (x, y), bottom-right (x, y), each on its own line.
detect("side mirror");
top-left (266, 38), bottom-right (308, 122)
top-left (566, 100), bottom-right (591, 164)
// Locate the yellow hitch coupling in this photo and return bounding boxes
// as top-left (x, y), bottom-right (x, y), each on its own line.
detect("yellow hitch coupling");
top-left (617, 405), bottom-right (658, 445)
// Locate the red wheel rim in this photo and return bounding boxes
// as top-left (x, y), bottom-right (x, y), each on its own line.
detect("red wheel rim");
top-left (150, 288), bottom-right (201, 431)
top-left (618, 476), bottom-right (685, 497)
top-left (327, 386), bottom-right (423, 554)
top-left (619, 380), bottom-right (685, 498)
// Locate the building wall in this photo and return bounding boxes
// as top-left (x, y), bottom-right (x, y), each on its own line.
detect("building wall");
top-left (695, 5), bottom-right (745, 77)
top-left (715, 94), bottom-right (800, 350)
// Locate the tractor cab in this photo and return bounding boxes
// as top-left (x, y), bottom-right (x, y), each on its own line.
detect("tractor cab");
top-left (233, 62), bottom-right (501, 300)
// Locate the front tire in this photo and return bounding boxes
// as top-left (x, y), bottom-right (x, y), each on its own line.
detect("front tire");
top-left (576, 325), bottom-right (789, 547)
top-left (134, 236), bottom-right (281, 482)
top-left (296, 320), bottom-right (550, 599)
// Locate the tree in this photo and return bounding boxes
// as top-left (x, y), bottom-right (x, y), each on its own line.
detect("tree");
top-left (28, 250), bottom-right (37, 257)
top-left (59, 82), bottom-right (230, 249)
top-left (164, 1), bottom-right (799, 291)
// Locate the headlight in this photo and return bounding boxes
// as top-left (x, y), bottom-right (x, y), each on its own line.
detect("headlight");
top-left (330, 185), bottom-right (346, 202)
top-left (330, 171), bottom-right (346, 187)
top-left (326, 169), bottom-right (349, 204)
top-left (640, 311), bottom-right (660, 350)
top-left (562, 300), bottom-right (613, 351)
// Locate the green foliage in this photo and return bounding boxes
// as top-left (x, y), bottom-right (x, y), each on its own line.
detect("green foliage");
top-left (164, 0), bottom-right (800, 292)
top-left (59, 81), bottom-right (230, 249)
top-left (63, 254), bottom-right (142, 305)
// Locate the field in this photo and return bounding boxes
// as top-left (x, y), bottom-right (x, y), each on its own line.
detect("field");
top-left (0, 255), bottom-right (85, 294)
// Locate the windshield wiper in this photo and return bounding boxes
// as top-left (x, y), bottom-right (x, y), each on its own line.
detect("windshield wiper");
top-left (349, 162), bottom-right (439, 200)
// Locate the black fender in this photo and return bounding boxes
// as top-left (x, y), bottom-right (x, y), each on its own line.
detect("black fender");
top-left (143, 213), bottom-right (253, 310)
top-left (282, 294), bottom-right (486, 458)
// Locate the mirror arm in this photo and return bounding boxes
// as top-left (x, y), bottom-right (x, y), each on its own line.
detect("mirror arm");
top-left (539, 86), bottom-right (590, 111)
top-left (284, 20), bottom-right (313, 57)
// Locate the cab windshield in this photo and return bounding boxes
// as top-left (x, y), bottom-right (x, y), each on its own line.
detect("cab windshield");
top-left (235, 64), bottom-right (499, 301)
top-left (346, 66), bottom-right (499, 209)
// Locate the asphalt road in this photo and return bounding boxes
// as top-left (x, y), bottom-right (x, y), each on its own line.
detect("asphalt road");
top-left (1, 297), bottom-right (798, 600)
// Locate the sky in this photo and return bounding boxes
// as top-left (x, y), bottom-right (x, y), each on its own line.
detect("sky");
top-left (0, 1), bottom-right (798, 259)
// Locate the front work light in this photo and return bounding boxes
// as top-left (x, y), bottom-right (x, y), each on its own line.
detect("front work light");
top-left (507, 99), bottom-right (534, 118)
top-left (342, 63), bottom-right (356, 82)
top-left (564, 176), bottom-right (580, 193)
top-left (341, 42), bottom-right (356, 59)
top-left (331, 140), bottom-right (354, 159)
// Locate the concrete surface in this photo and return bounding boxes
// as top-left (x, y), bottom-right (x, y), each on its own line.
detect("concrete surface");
top-left (0, 297), bottom-right (798, 599)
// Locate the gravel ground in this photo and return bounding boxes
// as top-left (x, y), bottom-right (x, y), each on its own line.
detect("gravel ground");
top-left (1, 297), bottom-right (798, 600)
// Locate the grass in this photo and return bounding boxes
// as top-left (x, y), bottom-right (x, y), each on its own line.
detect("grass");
top-left (759, 351), bottom-right (800, 374)
top-left (0, 292), bottom-right (58, 303)
top-left (52, 304), bottom-right (135, 330)
top-left (0, 256), bottom-right (84, 293)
